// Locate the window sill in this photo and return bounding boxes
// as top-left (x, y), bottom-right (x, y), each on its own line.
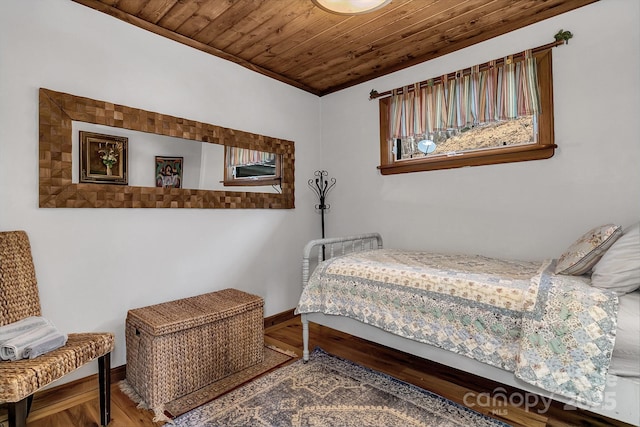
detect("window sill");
top-left (378, 144), bottom-right (556, 175)
top-left (222, 178), bottom-right (282, 187)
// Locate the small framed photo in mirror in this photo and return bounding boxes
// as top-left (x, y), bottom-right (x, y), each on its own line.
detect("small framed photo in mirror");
top-left (79, 131), bottom-right (128, 184)
top-left (155, 156), bottom-right (183, 188)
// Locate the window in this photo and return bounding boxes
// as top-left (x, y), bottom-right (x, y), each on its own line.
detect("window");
top-left (378, 49), bottom-right (555, 174)
top-left (223, 146), bottom-right (282, 186)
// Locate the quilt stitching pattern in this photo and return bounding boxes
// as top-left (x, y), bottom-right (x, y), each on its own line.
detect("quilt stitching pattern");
top-left (296, 250), bottom-right (619, 406)
top-left (516, 269), bottom-right (618, 404)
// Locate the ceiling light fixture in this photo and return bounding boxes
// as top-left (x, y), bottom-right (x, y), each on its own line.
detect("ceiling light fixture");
top-left (312, 0), bottom-right (392, 15)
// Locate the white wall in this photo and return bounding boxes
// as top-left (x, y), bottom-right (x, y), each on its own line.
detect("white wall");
top-left (320, 0), bottom-right (640, 261)
top-left (0, 0), bottom-right (322, 380)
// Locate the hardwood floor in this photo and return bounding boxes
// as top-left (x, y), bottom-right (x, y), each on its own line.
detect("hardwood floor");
top-left (0, 313), bottom-right (633, 427)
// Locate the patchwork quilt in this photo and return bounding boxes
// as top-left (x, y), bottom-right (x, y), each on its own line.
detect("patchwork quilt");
top-left (295, 249), bottom-right (619, 406)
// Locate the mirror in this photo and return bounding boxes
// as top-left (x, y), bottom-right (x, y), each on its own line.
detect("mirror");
top-left (71, 122), bottom-right (280, 193)
top-left (39, 88), bottom-right (295, 208)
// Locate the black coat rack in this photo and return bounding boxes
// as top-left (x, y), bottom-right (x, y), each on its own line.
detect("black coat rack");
top-left (308, 170), bottom-right (336, 240)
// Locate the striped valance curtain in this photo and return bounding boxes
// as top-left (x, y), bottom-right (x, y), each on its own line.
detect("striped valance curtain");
top-left (229, 147), bottom-right (276, 166)
top-left (388, 49), bottom-right (540, 147)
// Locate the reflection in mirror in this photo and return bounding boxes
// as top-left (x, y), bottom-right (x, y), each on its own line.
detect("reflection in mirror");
top-left (72, 123), bottom-right (280, 193)
top-left (78, 131), bottom-right (128, 185)
top-left (39, 87), bottom-right (294, 208)
top-left (223, 147), bottom-right (282, 188)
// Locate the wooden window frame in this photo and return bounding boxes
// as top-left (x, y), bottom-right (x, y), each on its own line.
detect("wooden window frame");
top-left (223, 146), bottom-right (283, 187)
top-left (378, 49), bottom-right (556, 175)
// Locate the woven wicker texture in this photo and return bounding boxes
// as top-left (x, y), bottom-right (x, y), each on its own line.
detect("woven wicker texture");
top-left (0, 231), bottom-right (41, 325)
top-left (0, 333), bottom-right (115, 402)
top-left (39, 88), bottom-right (295, 209)
top-left (126, 289), bottom-right (264, 409)
top-left (0, 230), bottom-right (115, 403)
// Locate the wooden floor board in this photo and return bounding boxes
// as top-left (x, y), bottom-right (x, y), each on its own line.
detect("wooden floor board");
top-left (0, 314), bottom-right (633, 427)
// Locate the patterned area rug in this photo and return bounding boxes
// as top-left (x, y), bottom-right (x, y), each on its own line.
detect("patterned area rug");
top-left (173, 348), bottom-right (511, 427)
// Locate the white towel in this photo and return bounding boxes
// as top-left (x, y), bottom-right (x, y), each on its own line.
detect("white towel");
top-left (0, 316), bottom-right (51, 343)
top-left (0, 324), bottom-right (67, 361)
top-left (23, 329), bottom-right (68, 359)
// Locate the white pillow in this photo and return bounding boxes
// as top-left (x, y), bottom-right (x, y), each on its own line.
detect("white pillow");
top-left (554, 224), bottom-right (623, 275)
top-left (591, 222), bottom-right (640, 295)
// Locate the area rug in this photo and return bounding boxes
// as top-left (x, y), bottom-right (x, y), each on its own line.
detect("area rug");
top-left (119, 345), bottom-right (297, 422)
top-left (173, 347), bottom-right (511, 427)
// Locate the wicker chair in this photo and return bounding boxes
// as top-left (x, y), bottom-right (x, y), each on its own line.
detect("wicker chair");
top-left (0, 231), bottom-right (115, 427)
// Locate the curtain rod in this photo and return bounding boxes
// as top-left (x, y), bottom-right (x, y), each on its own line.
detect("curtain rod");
top-left (369, 32), bottom-right (572, 101)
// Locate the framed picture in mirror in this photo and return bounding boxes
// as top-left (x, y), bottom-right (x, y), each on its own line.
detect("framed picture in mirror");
top-left (79, 131), bottom-right (128, 184)
top-left (155, 156), bottom-right (183, 188)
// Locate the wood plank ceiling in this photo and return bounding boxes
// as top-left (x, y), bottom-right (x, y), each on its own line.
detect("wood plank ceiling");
top-left (72, 0), bottom-right (598, 96)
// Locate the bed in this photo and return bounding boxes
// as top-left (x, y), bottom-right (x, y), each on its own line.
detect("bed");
top-left (296, 223), bottom-right (640, 426)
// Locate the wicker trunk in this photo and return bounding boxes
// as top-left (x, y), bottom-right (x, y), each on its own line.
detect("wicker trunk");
top-left (125, 288), bottom-right (264, 409)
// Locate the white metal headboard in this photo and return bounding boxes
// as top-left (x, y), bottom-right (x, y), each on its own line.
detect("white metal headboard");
top-left (301, 233), bottom-right (383, 289)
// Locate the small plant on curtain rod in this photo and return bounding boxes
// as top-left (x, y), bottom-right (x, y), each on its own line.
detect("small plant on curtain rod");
top-left (308, 170), bottom-right (336, 240)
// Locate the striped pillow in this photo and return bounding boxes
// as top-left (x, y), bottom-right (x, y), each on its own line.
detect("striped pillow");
top-left (555, 224), bottom-right (623, 275)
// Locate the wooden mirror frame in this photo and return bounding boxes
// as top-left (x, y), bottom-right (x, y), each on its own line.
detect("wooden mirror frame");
top-left (39, 88), bottom-right (295, 208)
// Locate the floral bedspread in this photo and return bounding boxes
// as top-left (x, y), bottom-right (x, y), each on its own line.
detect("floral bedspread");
top-left (295, 249), bottom-right (619, 406)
